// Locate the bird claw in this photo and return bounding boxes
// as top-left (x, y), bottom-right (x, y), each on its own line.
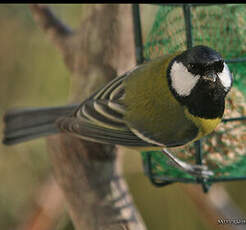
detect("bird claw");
top-left (162, 148), bottom-right (214, 179)
top-left (184, 164), bottom-right (214, 178)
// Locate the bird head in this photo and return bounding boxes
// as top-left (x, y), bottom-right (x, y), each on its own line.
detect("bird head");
top-left (167, 45), bottom-right (233, 118)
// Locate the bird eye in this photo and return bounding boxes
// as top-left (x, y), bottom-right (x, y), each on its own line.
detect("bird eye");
top-left (214, 60), bottom-right (224, 73)
top-left (188, 64), bottom-right (195, 70)
top-left (187, 63), bottom-right (202, 76)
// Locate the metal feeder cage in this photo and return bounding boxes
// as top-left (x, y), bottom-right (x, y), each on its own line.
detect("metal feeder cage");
top-left (132, 4), bottom-right (246, 193)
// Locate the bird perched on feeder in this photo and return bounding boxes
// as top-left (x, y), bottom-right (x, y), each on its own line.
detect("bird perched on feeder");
top-left (3, 45), bottom-right (233, 177)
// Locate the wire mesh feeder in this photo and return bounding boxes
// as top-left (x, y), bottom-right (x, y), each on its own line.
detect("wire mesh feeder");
top-left (132, 4), bottom-right (246, 192)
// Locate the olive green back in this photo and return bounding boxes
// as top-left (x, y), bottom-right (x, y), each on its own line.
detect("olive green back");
top-left (123, 55), bottom-right (198, 147)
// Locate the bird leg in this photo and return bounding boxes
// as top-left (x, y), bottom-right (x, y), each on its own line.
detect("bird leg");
top-left (162, 148), bottom-right (214, 178)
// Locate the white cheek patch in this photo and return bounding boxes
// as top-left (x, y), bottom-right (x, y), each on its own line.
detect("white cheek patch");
top-left (217, 63), bottom-right (232, 90)
top-left (170, 61), bottom-right (200, 96)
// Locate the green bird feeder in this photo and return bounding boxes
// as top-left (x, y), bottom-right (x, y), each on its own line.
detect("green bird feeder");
top-left (132, 4), bottom-right (246, 193)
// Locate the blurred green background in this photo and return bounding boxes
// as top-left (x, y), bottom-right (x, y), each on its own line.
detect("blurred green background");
top-left (0, 4), bottom-right (246, 230)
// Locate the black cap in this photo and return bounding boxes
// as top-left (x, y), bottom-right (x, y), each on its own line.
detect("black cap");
top-left (177, 45), bottom-right (224, 76)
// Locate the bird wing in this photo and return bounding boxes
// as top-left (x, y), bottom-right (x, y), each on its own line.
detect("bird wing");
top-left (57, 68), bottom-right (155, 147)
top-left (57, 63), bottom-right (197, 148)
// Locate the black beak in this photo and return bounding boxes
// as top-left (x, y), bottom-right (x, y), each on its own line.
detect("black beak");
top-left (204, 73), bottom-right (217, 82)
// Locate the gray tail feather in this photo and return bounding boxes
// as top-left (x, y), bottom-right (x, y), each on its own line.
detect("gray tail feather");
top-left (3, 104), bottom-right (79, 145)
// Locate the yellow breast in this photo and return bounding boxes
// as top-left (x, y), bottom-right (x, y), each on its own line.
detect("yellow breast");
top-left (184, 108), bottom-right (221, 141)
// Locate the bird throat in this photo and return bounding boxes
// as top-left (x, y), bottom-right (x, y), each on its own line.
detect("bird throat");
top-left (183, 78), bottom-right (226, 119)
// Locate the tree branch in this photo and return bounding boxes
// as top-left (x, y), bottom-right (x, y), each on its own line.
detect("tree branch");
top-left (30, 4), bottom-right (146, 230)
top-left (29, 4), bottom-right (72, 62)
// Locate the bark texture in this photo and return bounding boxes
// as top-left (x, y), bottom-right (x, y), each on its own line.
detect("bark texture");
top-left (30, 4), bottom-right (146, 230)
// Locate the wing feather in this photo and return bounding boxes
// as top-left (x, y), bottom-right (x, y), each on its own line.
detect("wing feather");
top-left (57, 116), bottom-right (153, 146)
top-left (57, 65), bottom-right (183, 147)
top-left (80, 100), bottom-right (126, 130)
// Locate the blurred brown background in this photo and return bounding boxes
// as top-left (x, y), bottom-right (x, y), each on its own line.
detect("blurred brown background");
top-left (0, 4), bottom-right (246, 230)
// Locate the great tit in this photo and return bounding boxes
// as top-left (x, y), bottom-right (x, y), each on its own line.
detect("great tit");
top-left (3, 45), bottom-right (233, 177)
